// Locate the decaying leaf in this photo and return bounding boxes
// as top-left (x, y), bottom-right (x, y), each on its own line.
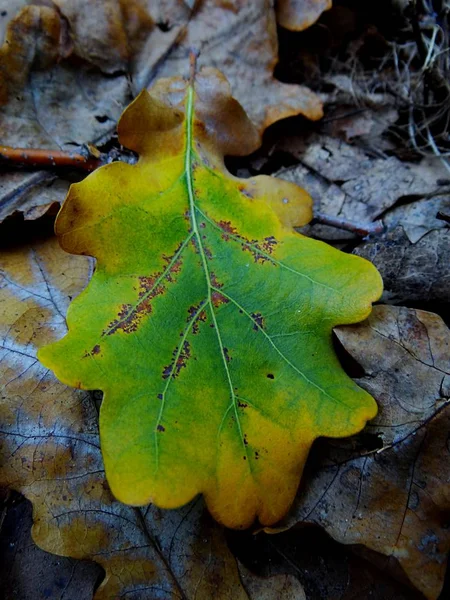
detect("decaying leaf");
top-left (0, 236), bottom-right (306, 599)
top-left (0, 0), bottom-right (182, 223)
top-left (0, 497), bottom-right (102, 600)
top-left (278, 305), bottom-right (450, 599)
top-left (276, 0), bottom-right (332, 31)
top-left (0, 172), bottom-right (69, 223)
top-left (150, 0), bottom-right (324, 132)
top-left (277, 135), bottom-right (449, 240)
top-left (0, 0), bottom-right (180, 148)
top-left (37, 68), bottom-right (382, 529)
top-left (355, 197), bottom-right (450, 304)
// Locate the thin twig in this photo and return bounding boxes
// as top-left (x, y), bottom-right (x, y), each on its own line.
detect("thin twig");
top-left (0, 146), bottom-right (102, 172)
top-left (312, 212), bottom-right (384, 237)
top-left (436, 211), bottom-right (450, 224)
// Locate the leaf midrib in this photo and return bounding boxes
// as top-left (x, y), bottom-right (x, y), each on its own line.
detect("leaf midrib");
top-left (179, 84), bottom-right (250, 471)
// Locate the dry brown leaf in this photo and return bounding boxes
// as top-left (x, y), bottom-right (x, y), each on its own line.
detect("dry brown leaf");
top-left (0, 172), bottom-right (69, 223)
top-left (276, 305), bottom-right (450, 599)
top-left (355, 196), bottom-right (450, 304)
top-left (0, 497), bottom-right (101, 600)
top-left (0, 0), bottom-right (181, 149)
top-left (277, 135), bottom-right (448, 240)
top-left (0, 236), bottom-right (305, 599)
top-left (0, 0), bottom-right (182, 223)
top-left (152, 0), bottom-right (323, 133)
top-left (276, 0), bottom-right (332, 31)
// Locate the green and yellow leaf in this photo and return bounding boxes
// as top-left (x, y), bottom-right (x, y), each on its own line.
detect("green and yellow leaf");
top-left (38, 67), bottom-right (383, 529)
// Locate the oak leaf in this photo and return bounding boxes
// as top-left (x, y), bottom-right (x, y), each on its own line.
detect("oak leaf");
top-left (279, 305), bottom-right (450, 599)
top-left (35, 67), bottom-right (382, 529)
top-left (0, 237), bottom-right (306, 600)
top-left (145, 0), bottom-right (324, 132)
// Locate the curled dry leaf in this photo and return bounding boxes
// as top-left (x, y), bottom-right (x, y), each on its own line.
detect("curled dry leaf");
top-left (152, 0), bottom-right (324, 133)
top-left (0, 236), bottom-right (305, 599)
top-left (38, 68), bottom-right (382, 529)
top-left (277, 305), bottom-right (450, 600)
top-left (0, 172), bottom-right (69, 223)
top-left (276, 0), bottom-right (332, 31)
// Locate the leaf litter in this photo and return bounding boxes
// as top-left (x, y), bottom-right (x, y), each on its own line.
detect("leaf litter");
top-left (1, 0), bottom-right (450, 598)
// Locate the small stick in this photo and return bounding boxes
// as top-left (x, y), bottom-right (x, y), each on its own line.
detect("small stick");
top-left (313, 211), bottom-right (384, 237)
top-left (437, 211), bottom-right (450, 225)
top-left (0, 146), bottom-right (102, 172)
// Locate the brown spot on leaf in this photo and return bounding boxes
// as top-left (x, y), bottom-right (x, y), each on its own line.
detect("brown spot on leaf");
top-left (212, 291), bottom-right (229, 308)
top-left (210, 272), bottom-right (223, 289)
top-left (262, 236), bottom-right (277, 254)
top-left (218, 220), bottom-right (238, 241)
top-left (162, 340), bottom-right (192, 380)
top-left (238, 401), bottom-right (248, 408)
top-left (157, 424), bottom-right (165, 432)
top-left (83, 344), bottom-right (101, 358)
top-left (103, 246), bottom-right (186, 336)
top-left (251, 312), bottom-right (264, 331)
top-left (162, 364), bottom-right (172, 380)
top-left (175, 341), bottom-right (191, 376)
top-left (223, 347), bottom-right (231, 362)
top-left (241, 241), bottom-right (276, 265)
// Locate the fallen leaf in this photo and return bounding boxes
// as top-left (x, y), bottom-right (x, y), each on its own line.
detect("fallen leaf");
top-left (0, 497), bottom-right (101, 600)
top-left (355, 196), bottom-right (450, 304)
top-left (277, 305), bottom-right (450, 599)
top-left (151, 0), bottom-right (324, 133)
top-left (38, 68), bottom-right (381, 529)
top-left (383, 195), bottom-right (450, 244)
top-left (0, 0), bottom-right (169, 148)
top-left (276, 0), bottom-right (332, 31)
top-left (0, 0), bottom-right (183, 223)
top-left (0, 236), bottom-right (305, 599)
top-left (0, 172), bottom-right (68, 223)
top-left (230, 525), bottom-right (424, 599)
top-left (277, 135), bottom-right (449, 240)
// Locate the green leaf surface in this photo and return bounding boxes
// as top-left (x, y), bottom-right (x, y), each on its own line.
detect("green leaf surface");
top-left (39, 67), bottom-right (383, 528)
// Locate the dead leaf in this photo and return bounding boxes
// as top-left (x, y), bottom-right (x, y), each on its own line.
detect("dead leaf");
top-left (0, 0), bottom-right (182, 223)
top-left (0, 172), bottom-right (68, 223)
top-left (152, 0), bottom-right (324, 133)
top-left (384, 195), bottom-right (450, 244)
top-left (276, 305), bottom-right (450, 600)
top-left (0, 236), bottom-right (305, 599)
top-left (276, 0), bottom-right (332, 31)
top-left (355, 196), bottom-right (450, 304)
top-left (277, 135), bottom-right (449, 240)
top-left (0, 497), bottom-right (101, 600)
top-left (0, 0), bottom-right (181, 149)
